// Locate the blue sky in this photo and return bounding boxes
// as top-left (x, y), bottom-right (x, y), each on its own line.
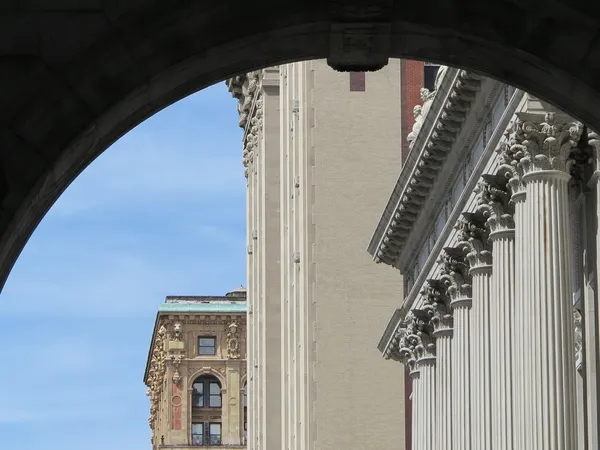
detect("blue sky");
top-left (0, 83), bottom-right (245, 450)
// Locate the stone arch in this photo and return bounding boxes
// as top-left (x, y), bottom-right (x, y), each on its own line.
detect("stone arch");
top-left (2, 1), bottom-right (600, 292)
top-left (189, 368), bottom-right (227, 390)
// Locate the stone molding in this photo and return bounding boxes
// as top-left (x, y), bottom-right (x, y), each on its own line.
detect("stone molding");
top-left (371, 69), bottom-right (482, 266)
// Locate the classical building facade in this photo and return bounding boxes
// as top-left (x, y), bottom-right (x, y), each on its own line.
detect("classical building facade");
top-left (227, 60), bottom-right (412, 450)
top-left (144, 288), bottom-right (248, 449)
top-left (370, 66), bottom-right (600, 449)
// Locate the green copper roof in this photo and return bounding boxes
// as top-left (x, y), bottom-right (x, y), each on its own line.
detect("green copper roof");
top-left (158, 301), bottom-right (247, 313)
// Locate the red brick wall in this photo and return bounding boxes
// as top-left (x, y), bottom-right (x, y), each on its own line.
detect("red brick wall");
top-left (400, 60), bottom-right (423, 450)
top-left (400, 60), bottom-right (424, 164)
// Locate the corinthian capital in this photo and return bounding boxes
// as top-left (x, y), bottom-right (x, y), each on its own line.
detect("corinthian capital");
top-left (514, 112), bottom-right (584, 174)
top-left (420, 279), bottom-right (453, 331)
top-left (438, 247), bottom-right (472, 302)
top-left (405, 311), bottom-right (436, 361)
top-left (476, 175), bottom-right (515, 232)
top-left (455, 211), bottom-right (492, 269)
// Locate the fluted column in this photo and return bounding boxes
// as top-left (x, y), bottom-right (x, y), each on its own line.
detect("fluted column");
top-left (495, 127), bottom-right (527, 450)
top-left (411, 312), bottom-right (437, 450)
top-left (410, 367), bottom-right (421, 450)
top-left (456, 212), bottom-right (493, 450)
top-left (517, 112), bottom-right (582, 450)
top-left (439, 249), bottom-right (473, 450)
top-left (387, 316), bottom-right (434, 450)
top-left (422, 280), bottom-right (453, 450)
top-left (478, 175), bottom-right (516, 449)
top-left (586, 130), bottom-right (600, 450)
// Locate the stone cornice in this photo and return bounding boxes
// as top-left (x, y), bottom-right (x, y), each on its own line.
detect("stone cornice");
top-left (368, 68), bottom-right (482, 266)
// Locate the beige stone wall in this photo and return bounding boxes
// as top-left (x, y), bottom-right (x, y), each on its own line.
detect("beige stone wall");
top-left (277, 60), bottom-right (405, 450)
top-left (243, 60), bottom-right (406, 450)
top-left (149, 314), bottom-right (248, 448)
top-left (308, 60), bottom-right (405, 450)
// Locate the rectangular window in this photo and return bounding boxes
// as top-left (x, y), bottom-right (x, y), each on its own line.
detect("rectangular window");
top-left (424, 63), bottom-right (440, 91)
top-left (209, 382), bottom-right (222, 407)
top-left (209, 423), bottom-right (222, 445)
top-left (191, 422), bottom-right (204, 446)
top-left (349, 72), bottom-right (366, 91)
top-left (198, 336), bottom-right (216, 355)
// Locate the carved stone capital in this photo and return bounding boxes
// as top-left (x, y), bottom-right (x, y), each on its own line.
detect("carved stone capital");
top-left (438, 247), bottom-right (472, 304)
top-left (476, 174), bottom-right (515, 233)
top-left (420, 279), bottom-right (453, 332)
top-left (514, 112), bottom-right (584, 175)
top-left (455, 212), bottom-right (492, 270)
top-left (410, 310), bottom-right (436, 362)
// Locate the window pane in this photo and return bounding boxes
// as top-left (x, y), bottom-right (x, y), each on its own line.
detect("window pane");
top-left (199, 338), bottom-right (215, 347)
top-left (210, 394), bottom-right (222, 407)
top-left (193, 383), bottom-right (204, 394)
top-left (191, 423), bottom-right (204, 434)
top-left (210, 383), bottom-right (220, 394)
top-left (199, 346), bottom-right (215, 355)
top-left (210, 423), bottom-right (221, 434)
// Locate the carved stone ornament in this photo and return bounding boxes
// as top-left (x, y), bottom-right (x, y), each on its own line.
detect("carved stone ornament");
top-left (145, 325), bottom-right (167, 434)
top-left (574, 308), bottom-right (583, 373)
top-left (226, 320), bottom-right (241, 359)
top-left (409, 310), bottom-right (436, 362)
top-left (515, 112), bottom-right (584, 175)
top-left (172, 322), bottom-right (182, 341)
top-left (420, 279), bottom-right (453, 331)
top-left (476, 175), bottom-right (515, 233)
top-left (438, 247), bottom-right (472, 302)
top-left (455, 211), bottom-right (492, 270)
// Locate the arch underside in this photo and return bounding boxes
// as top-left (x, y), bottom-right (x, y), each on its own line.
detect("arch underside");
top-left (1, 0), bottom-right (600, 292)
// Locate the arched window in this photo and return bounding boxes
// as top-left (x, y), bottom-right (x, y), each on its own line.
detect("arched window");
top-left (191, 375), bottom-right (222, 446)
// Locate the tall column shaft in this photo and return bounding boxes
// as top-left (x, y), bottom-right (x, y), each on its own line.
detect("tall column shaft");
top-left (410, 370), bottom-right (421, 450)
top-left (418, 358), bottom-right (436, 450)
top-left (470, 266), bottom-right (493, 450)
top-left (434, 330), bottom-right (453, 450)
top-left (451, 299), bottom-right (472, 450)
top-left (522, 169), bottom-right (577, 449)
top-left (490, 229), bottom-right (515, 449)
top-left (511, 192), bottom-right (526, 450)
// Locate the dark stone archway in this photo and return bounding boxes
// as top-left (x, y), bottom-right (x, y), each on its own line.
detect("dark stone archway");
top-left (1, 0), bottom-right (599, 290)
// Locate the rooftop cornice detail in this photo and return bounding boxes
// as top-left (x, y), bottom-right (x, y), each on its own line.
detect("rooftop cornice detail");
top-left (369, 69), bottom-right (482, 266)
